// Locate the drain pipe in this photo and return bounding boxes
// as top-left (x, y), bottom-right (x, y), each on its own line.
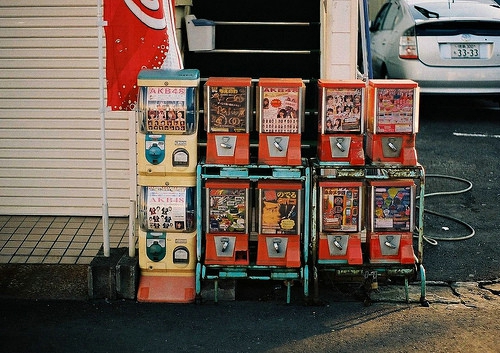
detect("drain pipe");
top-left (359, 0), bottom-right (373, 79)
top-left (97, 0), bottom-right (110, 257)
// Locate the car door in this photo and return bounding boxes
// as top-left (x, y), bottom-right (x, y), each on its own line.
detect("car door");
top-left (370, 1), bottom-right (402, 77)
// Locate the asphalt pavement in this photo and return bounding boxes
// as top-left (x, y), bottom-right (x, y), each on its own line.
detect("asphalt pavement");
top-left (1, 281), bottom-right (499, 353)
top-left (415, 96), bottom-right (500, 282)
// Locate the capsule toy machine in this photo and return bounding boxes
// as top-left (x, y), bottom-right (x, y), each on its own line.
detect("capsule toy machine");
top-left (136, 185), bottom-right (197, 303)
top-left (256, 181), bottom-right (302, 267)
top-left (256, 78), bottom-right (305, 166)
top-left (317, 80), bottom-right (365, 165)
top-left (135, 68), bottom-right (200, 303)
top-left (204, 77), bottom-right (253, 165)
top-left (136, 69), bottom-right (200, 185)
top-left (366, 79), bottom-right (419, 166)
top-left (367, 180), bottom-right (416, 264)
top-left (204, 180), bottom-right (250, 265)
top-left (318, 181), bottom-right (363, 265)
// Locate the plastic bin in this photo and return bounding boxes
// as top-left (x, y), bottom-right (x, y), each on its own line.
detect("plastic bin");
top-left (185, 14), bottom-right (215, 51)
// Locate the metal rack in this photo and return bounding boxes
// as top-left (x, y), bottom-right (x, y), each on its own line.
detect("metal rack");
top-left (195, 159), bottom-right (311, 304)
top-left (189, 20), bottom-right (319, 55)
top-left (310, 160), bottom-right (428, 306)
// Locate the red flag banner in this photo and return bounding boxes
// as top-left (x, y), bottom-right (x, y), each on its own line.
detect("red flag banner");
top-left (104, 0), bottom-right (181, 111)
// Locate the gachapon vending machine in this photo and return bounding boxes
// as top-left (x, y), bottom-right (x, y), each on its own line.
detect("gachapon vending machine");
top-left (204, 77), bottom-right (253, 165)
top-left (256, 180), bottom-right (302, 267)
top-left (256, 78), bottom-right (305, 166)
top-left (317, 80), bottom-right (366, 165)
top-left (136, 69), bottom-right (200, 185)
top-left (204, 180), bottom-right (250, 265)
top-left (136, 185), bottom-right (197, 303)
top-left (318, 181), bottom-right (363, 265)
top-left (135, 68), bottom-right (200, 303)
top-left (366, 79), bottom-right (419, 166)
top-left (367, 180), bottom-right (416, 264)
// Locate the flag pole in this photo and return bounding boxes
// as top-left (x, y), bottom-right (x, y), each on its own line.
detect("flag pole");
top-left (97, 0), bottom-right (110, 257)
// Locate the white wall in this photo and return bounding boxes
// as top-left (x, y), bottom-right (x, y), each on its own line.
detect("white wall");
top-left (0, 0), bottom-right (135, 216)
top-left (320, 0), bottom-right (359, 79)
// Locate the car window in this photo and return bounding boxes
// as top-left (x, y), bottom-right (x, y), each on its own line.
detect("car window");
top-left (381, 2), bottom-right (401, 30)
top-left (371, 2), bottom-right (391, 31)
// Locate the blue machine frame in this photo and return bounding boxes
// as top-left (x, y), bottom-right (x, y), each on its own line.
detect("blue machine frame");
top-left (196, 159), bottom-right (311, 304)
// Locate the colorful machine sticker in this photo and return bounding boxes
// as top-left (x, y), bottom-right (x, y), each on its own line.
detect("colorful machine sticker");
top-left (321, 186), bottom-right (359, 232)
top-left (207, 187), bottom-right (247, 233)
top-left (145, 86), bottom-right (190, 133)
top-left (323, 88), bottom-right (363, 133)
top-left (376, 88), bottom-right (415, 133)
top-left (260, 187), bottom-right (299, 235)
top-left (373, 185), bottom-right (412, 231)
top-left (145, 187), bottom-right (189, 231)
top-left (208, 85), bottom-right (248, 133)
top-left (261, 87), bottom-right (300, 133)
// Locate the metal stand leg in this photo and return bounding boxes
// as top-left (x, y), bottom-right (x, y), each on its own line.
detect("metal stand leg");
top-left (303, 265), bottom-right (309, 300)
top-left (214, 279), bottom-right (219, 303)
top-left (419, 264), bottom-right (429, 307)
top-left (404, 277), bottom-right (409, 303)
top-left (195, 262), bottom-right (202, 304)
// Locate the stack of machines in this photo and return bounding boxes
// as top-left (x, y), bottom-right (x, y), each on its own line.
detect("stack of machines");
top-left (201, 77), bottom-right (253, 269)
top-left (135, 69), bottom-right (200, 303)
top-left (255, 78), bottom-right (306, 268)
top-left (365, 79), bottom-right (420, 266)
top-left (313, 78), bottom-right (425, 304)
top-left (196, 77), bottom-right (310, 303)
top-left (316, 80), bottom-right (366, 266)
top-left (132, 70), bottom-right (425, 304)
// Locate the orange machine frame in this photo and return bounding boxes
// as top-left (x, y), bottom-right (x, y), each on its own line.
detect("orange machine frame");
top-left (256, 180), bottom-right (302, 267)
top-left (366, 79), bottom-right (419, 166)
top-left (257, 78), bottom-right (305, 166)
top-left (205, 77), bottom-right (252, 165)
top-left (204, 180), bottom-right (250, 265)
top-left (317, 80), bottom-right (366, 165)
top-left (367, 179), bottom-right (416, 264)
top-left (317, 181), bottom-right (363, 264)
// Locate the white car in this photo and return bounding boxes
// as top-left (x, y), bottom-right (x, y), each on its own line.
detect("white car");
top-left (370, 0), bottom-right (500, 95)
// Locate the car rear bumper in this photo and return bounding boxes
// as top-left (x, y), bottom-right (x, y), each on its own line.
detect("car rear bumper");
top-left (388, 60), bottom-right (500, 94)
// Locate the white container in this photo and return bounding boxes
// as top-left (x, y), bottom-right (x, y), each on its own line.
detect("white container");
top-left (185, 14), bottom-right (215, 51)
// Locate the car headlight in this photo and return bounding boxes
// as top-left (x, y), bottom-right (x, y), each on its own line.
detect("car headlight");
top-left (399, 27), bottom-right (418, 59)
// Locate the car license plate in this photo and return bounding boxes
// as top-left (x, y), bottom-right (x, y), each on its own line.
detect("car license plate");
top-left (451, 43), bottom-right (480, 59)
